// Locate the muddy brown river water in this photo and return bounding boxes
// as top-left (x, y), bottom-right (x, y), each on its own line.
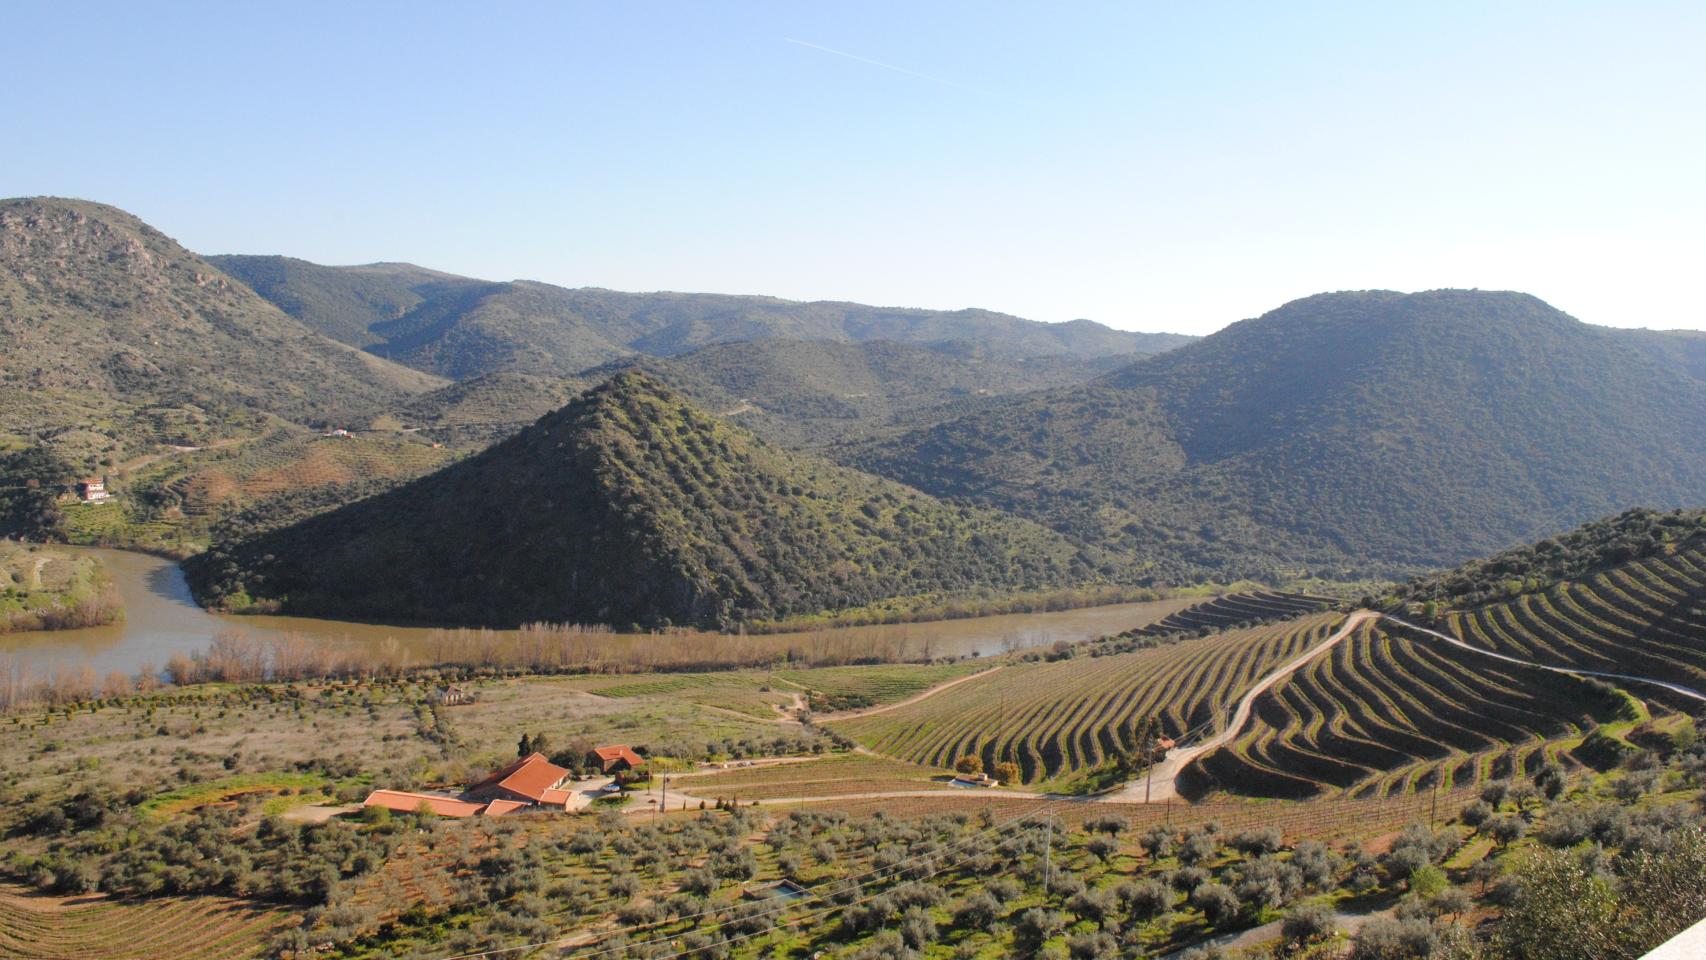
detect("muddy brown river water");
top-left (0, 547), bottom-right (1198, 678)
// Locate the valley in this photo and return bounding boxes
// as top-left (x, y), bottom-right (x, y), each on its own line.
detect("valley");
top-left (1, 198), bottom-right (1702, 960)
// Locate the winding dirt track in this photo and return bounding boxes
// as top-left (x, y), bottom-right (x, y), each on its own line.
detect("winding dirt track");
top-left (1382, 614), bottom-right (1706, 702)
top-left (1107, 610), bottom-right (1378, 803)
top-left (823, 666), bottom-right (1004, 721)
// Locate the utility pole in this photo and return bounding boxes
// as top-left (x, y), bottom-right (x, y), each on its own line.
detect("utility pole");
top-left (1043, 817), bottom-right (1053, 888)
top-left (661, 774), bottom-right (668, 819)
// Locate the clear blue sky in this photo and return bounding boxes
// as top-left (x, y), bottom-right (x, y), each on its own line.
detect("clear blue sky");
top-left (9, 2), bottom-right (1703, 334)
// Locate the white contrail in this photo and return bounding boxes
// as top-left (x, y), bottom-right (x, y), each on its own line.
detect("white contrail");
top-left (783, 37), bottom-right (978, 92)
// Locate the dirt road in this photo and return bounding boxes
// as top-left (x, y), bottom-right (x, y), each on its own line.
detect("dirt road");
top-left (1106, 610), bottom-right (1378, 803)
top-left (1382, 614), bottom-right (1706, 702)
top-left (822, 666), bottom-right (1004, 721)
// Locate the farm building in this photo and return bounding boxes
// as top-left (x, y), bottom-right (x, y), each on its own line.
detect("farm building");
top-left (76, 478), bottom-right (111, 503)
top-left (466, 752), bottom-right (574, 807)
top-left (428, 685), bottom-right (475, 706)
top-left (588, 744), bottom-right (645, 774)
top-left (361, 790), bottom-right (488, 818)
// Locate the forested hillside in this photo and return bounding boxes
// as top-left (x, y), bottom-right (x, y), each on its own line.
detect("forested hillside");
top-left (853, 290), bottom-right (1706, 580)
top-left (1390, 507), bottom-right (1706, 609)
top-left (215, 254), bottom-right (1191, 380)
top-left (204, 256), bottom-right (476, 349)
top-left (596, 339), bottom-right (1132, 449)
top-left (0, 199), bottom-right (442, 471)
top-left (187, 373), bottom-right (1091, 628)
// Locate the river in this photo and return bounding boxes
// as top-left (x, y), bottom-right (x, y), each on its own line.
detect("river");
top-left (0, 548), bottom-right (1199, 678)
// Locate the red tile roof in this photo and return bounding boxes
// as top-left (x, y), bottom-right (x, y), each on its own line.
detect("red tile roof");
top-left (539, 788), bottom-right (572, 806)
top-left (471, 752), bottom-right (570, 802)
top-left (483, 799), bottom-right (527, 817)
top-left (593, 745), bottom-right (645, 768)
top-left (363, 789), bottom-right (486, 818)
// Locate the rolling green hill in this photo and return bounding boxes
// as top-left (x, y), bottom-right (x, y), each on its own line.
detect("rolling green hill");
top-left (186, 372), bottom-right (1092, 628)
top-left (852, 290), bottom-right (1706, 581)
top-left (213, 254), bottom-right (1192, 379)
top-left (0, 199), bottom-right (443, 473)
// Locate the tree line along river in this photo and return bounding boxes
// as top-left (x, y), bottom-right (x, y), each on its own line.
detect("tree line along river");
top-left (0, 547), bottom-right (1198, 680)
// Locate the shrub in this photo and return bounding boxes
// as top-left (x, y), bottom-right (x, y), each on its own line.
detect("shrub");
top-left (1486, 814), bottom-right (1527, 848)
top-left (952, 890), bottom-right (1000, 929)
top-left (1291, 840), bottom-right (1343, 889)
top-left (1177, 830), bottom-right (1219, 866)
top-left (1139, 826), bottom-right (1174, 859)
top-left (1121, 878), bottom-right (1173, 919)
top-left (898, 906), bottom-right (935, 950)
top-left (1065, 888), bottom-right (1112, 926)
top-left (955, 755), bottom-right (983, 775)
top-left (1407, 864), bottom-right (1447, 899)
top-left (1189, 882), bottom-right (1241, 928)
top-left (1230, 826), bottom-right (1282, 855)
top-left (1280, 902), bottom-right (1335, 947)
top-left (1066, 931), bottom-right (1117, 959)
top-left (1013, 908), bottom-right (1065, 955)
top-left (1348, 917), bottom-right (1439, 959)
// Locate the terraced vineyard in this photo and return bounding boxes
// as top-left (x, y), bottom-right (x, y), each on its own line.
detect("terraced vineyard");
top-left (0, 883), bottom-right (292, 960)
top-left (1439, 535), bottom-right (1706, 702)
top-left (1194, 620), bottom-right (1631, 800)
top-left (832, 613), bottom-right (1342, 784)
top-left (1127, 590), bottom-right (1335, 638)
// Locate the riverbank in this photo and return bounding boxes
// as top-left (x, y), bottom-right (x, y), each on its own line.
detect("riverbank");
top-left (0, 546), bottom-right (1203, 686)
top-left (0, 540), bottom-right (124, 634)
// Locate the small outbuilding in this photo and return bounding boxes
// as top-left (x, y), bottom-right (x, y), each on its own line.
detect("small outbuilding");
top-left (76, 478), bottom-right (111, 503)
top-left (588, 745), bottom-right (645, 774)
top-left (428, 685), bottom-right (476, 706)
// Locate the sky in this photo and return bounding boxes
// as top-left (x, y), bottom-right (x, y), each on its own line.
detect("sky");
top-left (7, 1), bottom-right (1704, 335)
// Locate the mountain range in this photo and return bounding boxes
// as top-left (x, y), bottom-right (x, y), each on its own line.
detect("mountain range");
top-left (210, 254), bottom-right (1192, 380)
top-left (7, 196), bottom-right (1705, 627)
